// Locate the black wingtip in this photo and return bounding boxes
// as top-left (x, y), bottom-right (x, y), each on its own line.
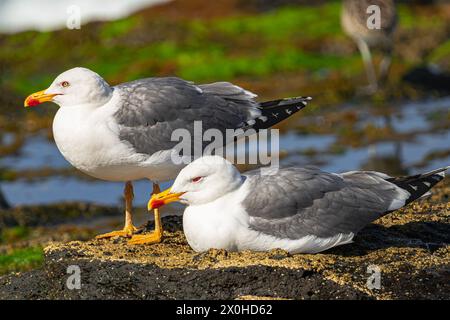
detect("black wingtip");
top-left (259, 96), bottom-right (312, 109)
top-left (246, 96), bottom-right (312, 131)
top-left (387, 166), bottom-right (447, 205)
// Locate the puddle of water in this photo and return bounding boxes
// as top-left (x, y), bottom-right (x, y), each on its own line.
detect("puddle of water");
top-left (282, 131), bottom-right (450, 174)
top-left (2, 176), bottom-right (174, 207)
top-left (1, 97), bottom-right (449, 206)
top-left (281, 97), bottom-right (450, 173)
top-left (391, 97), bottom-right (450, 134)
top-left (2, 136), bottom-right (68, 170)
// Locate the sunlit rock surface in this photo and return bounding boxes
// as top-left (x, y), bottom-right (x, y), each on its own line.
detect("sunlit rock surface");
top-left (0, 178), bottom-right (448, 299)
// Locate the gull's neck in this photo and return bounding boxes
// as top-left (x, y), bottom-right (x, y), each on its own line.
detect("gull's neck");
top-left (54, 89), bottom-right (120, 125)
top-left (58, 87), bottom-right (115, 110)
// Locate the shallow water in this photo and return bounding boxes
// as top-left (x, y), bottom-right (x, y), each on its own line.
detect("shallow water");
top-left (1, 97), bottom-right (449, 206)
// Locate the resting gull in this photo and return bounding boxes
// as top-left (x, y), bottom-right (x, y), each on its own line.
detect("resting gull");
top-left (24, 67), bottom-right (311, 245)
top-left (149, 156), bottom-right (448, 253)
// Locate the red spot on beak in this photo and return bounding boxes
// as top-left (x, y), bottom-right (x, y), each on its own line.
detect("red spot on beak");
top-left (151, 199), bottom-right (165, 209)
top-left (26, 98), bottom-right (41, 107)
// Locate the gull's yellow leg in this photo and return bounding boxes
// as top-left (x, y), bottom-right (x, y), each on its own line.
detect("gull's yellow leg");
top-left (128, 183), bottom-right (163, 245)
top-left (96, 181), bottom-right (138, 239)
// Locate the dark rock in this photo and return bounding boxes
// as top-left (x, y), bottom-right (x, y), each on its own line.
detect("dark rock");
top-left (0, 259), bottom-right (370, 300)
top-left (0, 179), bottom-right (448, 300)
top-left (403, 65), bottom-right (450, 94)
top-left (0, 202), bottom-right (121, 227)
top-left (0, 187), bottom-right (10, 210)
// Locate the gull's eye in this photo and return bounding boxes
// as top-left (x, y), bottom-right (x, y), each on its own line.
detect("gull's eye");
top-left (61, 81), bottom-right (70, 87)
top-left (191, 176), bottom-right (203, 183)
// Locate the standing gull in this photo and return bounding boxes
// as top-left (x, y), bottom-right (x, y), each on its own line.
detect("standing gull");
top-left (341, 0), bottom-right (397, 93)
top-left (24, 67), bottom-right (311, 245)
top-left (149, 156), bottom-right (447, 253)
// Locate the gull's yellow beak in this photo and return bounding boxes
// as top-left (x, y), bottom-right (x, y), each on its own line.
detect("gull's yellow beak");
top-left (24, 89), bottom-right (57, 107)
top-left (148, 188), bottom-right (184, 210)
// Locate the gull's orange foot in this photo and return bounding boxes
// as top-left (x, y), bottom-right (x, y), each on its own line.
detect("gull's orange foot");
top-left (96, 225), bottom-right (138, 239)
top-left (128, 231), bottom-right (163, 245)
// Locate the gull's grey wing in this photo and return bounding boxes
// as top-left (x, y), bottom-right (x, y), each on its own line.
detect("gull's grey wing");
top-left (242, 167), bottom-right (408, 240)
top-left (113, 78), bottom-right (260, 156)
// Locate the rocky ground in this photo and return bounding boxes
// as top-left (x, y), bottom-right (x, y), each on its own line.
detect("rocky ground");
top-left (0, 178), bottom-right (448, 300)
top-left (0, 0), bottom-right (449, 300)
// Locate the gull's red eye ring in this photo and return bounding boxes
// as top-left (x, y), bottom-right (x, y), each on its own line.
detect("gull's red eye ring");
top-left (61, 81), bottom-right (70, 87)
top-left (192, 176), bottom-right (202, 183)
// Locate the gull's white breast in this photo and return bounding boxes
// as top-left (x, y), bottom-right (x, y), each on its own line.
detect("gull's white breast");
top-left (183, 181), bottom-right (355, 254)
top-left (183, 190), bottom-right (249, 252)
top-left (52, 91), bottom-right (178, 182)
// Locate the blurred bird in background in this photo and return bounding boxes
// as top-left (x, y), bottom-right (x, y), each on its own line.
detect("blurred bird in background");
top-left (341, 0), bottom-right (398, 93)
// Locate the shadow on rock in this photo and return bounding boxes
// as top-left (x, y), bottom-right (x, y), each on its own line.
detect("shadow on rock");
top-left (328, 221), bottom-right (450, 257)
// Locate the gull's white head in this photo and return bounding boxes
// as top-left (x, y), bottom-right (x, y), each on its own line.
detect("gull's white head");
top-left (150, 156), bottom-right (244, 208)
top-left (24, 67), bottom-right (112, 108)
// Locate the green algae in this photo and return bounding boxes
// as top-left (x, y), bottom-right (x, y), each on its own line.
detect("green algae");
top-left (0, 247), bottom-right (43, 275)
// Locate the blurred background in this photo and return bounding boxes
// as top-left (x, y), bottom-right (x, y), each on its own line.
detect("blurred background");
top-left (0, 0), bottom-right (449, 273)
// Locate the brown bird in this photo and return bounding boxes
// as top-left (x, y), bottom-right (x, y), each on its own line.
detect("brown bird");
top-left (341, 0), bottom-right (398, 93)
